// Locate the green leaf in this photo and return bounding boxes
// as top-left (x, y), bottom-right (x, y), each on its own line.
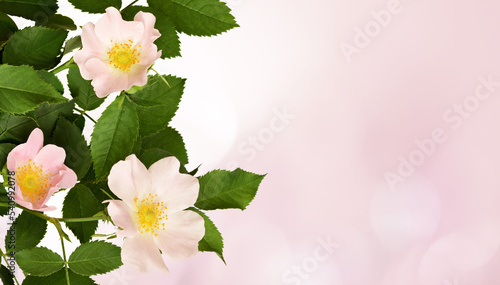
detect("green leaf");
top-left (53, 116), bottom-right (91, 179)
top-left (129, 75), bottom-right (185, 136)
top-left (67, 67), bottom-right (105, 111)
top-left (68, 0), bottom-right (121, 13)
top-left (121, 6), bottom-right (180, 59)
top-left (0, 12), bottom-right (17, 44)
top-left (141, 126), bottom-right (188, 165)
top-left (36, 70), bottom-right (64, 94)
top-left (0, 264), bottom-right (14, 285)
top-left (90, 95), bottom-right (139, 180)
top-left (62, 36), bottom-right (81, 57)
top-left (22, 268), bottom-right (96, 285)
top-left (62, 185), bottom-right (101, 244)
top-left (77, 165), bottom-right (115, 207)
top-left (0, 0), bottom-right (58, 21)
top-left (139, 148), bottom-right (191, 174)
top-left (148, 0), bottom-right (238, 36)
top-left (0, 184), bottom-right (9, 216)
top-left (0, 65), bottom-right (67, 114)
top-left (32, 101), bottom-right (74, 138)
top-left (195, 169), bottom-right (266, 210)
top-left (64, 112), bottom-right (85, 131)
top-left (189, 207), bottom-right (225, 262)
top-left (0, 113), bottom-right (37, 144)
top-left (16, 247), bottom-right (63, 276)
top-left (89, 181), bottom-right (117, 208)
top-left (40, 14), bottom-right (77, 30)
top-left (5, 210), bottom-right (48, 255)
top-left (3, 27), bottom-right (68, 69)
top-left (139, 148), bottom-right (174, 168)
top-left (0, 142), bottom-right (14, 167)
top-left (68, 241), bottom-right (122, 276)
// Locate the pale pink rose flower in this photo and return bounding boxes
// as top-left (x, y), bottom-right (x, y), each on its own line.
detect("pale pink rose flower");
top-left (6, 128), bottom-right (77, 212)
top-left (105, 154), bottom-right (205, 272)
top-left (74, 7), bottom-right (162, 98)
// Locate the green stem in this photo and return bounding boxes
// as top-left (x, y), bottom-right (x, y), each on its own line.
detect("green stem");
top-left (0, 248), bottom-right (20, 285)
top-left (0, 202), bottom-right (108, 223)
top-left (59, 216), bottom-right (103, 223)
top-left (0, 202), bottom-right (51, 222)
top-left (52, 219), bottom-right (70, 285)
top-left (122, 0), bottom-right (140, 11)
top-left (74, 107), bottom-right (97, 124)
top-left (83, 112), bottom-right (97, 124)
top-left (150, 67), bottom-right (171, 88)
top-left (100, 188), bottom-right (115, 200)
top-left (51, 58), bottom-right (74, 75)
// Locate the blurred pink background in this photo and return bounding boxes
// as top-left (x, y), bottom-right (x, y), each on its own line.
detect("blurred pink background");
top-left (3, 0), bottom-right (500, 284)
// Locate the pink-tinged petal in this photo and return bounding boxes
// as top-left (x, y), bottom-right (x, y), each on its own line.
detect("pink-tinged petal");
top-left (134, 11), bottom-right (161, 43)
top-left (74, 24), bottom-right (108, 81)
top-left (122, 234), bottom-right (169, 273)
top-left (135, 46), bottom-right (161, 70)
top-left (89, 69), bottom-right (130, 98)
top-left (155, 210), bottom-right (205, 260)
top-left (32, 203), bottom-right (57, 212)
top-left (57, 166), bottom-right (77, 189)
top-left (14, 195), bottom-right (33, 210)
top-left (7, 128), bottom-right (43, 171)
top-left (33, 144), bottom-right (66, 174)
top-left (95, 7), bottom-right (144, 44)
top-left (37, 205), bottom-right (57, 212)
top-left (83, 57), bottom-right (111, 78)
top-left (149, 157), bottom-right (199, 213)
top-left (126, 154), bottom-right (151, 195)
top-left (80, 23), bottom-right (107, 53)
top-left (105, 200), bottom-right (138, 238)
top-left (34, 186), bottom-right (59, 211)
top-left (128, 70), bottom-right (148, 88)
top-left (108, 161), bottom-right (136, 206)
top-left (108, 155), bottom-right (151, 206)
top-left (13, 185), bottom-right (24, 203)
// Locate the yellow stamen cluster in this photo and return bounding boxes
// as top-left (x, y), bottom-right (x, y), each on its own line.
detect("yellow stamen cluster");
top-left (135, 193), bottom-right (168, 237)
top-left (16, 159), bottom-right (52, 202)
top-left (107, 39), bottom-right (141, 72)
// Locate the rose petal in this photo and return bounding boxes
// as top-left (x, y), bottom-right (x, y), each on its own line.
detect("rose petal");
top-left (154, 210), bottom-right (205, 260)
top-left (33, 144), bottom-right (66, 174)
top-left (106, 200), bottom-right (138, 238)
top-left (95, 7), bottom-right (144, 44)
top-left (122, 234), bottom-right (169, 272)
top-left (7, 128), bottom-right (43, 171)
top-left (149, 157), bottom-right (199, 213)
top-left (134, 11), bottom-right (161, 43)
top-left (57, 166), bottom-right (77, 189)
top-left (108, 155), bottom-right (151, 206)
top-left (33, 185), bottom-right (59, 211)
top-left (126, 154), bottom-right (152, 197)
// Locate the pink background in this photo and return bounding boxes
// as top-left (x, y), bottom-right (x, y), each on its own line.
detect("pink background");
top-left (3, 0), bottom-right (500, 284)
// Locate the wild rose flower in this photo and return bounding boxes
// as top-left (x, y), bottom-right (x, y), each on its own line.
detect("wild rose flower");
top-left (105, 155), bottom-right (205, 272)
top-left (74, 7), bottom-right (162, 98)
top-left (6, 128), bottom-right (77, 211)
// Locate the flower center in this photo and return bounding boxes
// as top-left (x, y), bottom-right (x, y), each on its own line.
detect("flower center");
top-left (135, 193), bottom-right (168, 236)
top-left (16, 159), bottom-right (52, 203)
top-left (107, 39), bottom-right (141, 72)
